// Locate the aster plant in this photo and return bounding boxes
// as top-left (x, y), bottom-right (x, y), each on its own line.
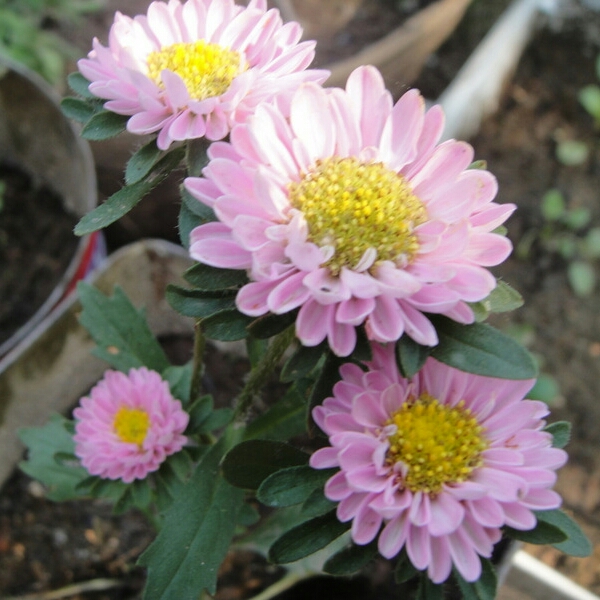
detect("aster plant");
top-left (20, 0), bottom-right (590, 598)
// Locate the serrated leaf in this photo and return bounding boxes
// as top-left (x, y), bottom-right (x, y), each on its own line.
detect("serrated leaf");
top-left (184, 263), bottom-right (248, 291)
top-left (67, 71), bottom-right (96, 98)
top-left (75, 179), bottom-right (154, 235)
top-left (61, 97), bottom-right (97, 123)
top-left (221, 440), bottom-right (309, 490)
top-left (166, 284), bottom-right (237, 318)
top-left (125, 139), bottom-right (164, 185)
top-left (430, 317), bottom-right (538, 380)
top-left (81, 110), bottom-right (128, 140)
top-left (200, 309), bottom-right (254, 341)
top-left (77, 283), bottom-right (170, 373)
top-left (544, 421), bottom-right (571, 449)
top-left (257, 466), bottom-right (336, 508)
top-left (453, 558), bottom-right (497, 600)
top-left (268, 510), bottom-right (349, 564)
top-left (18, 414), bottom-right (88, 501)
top-left (323, 540), bottom-right (378, 575)
top-left (396, 335), bottom-right (430, 378)
top-left (244, 383), bottom-right (308, 442)
top-left (536, 509), bottom-right (592, 557)
top-left (75, 147), bottom-right (185, 235)
top-left (281, 343), bottom-right (327, 383)
top-left (139, 429), bottom-right (245, 598)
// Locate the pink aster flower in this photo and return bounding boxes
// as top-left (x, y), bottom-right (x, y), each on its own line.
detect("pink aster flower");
top-left (73, 367), bottom-right (189, 483)
top-left (185, 65), bottom-right (515, 356)
top-left (78, 0), bottom-right (328, 149)
top-left (309, 343), bottom-right (566, 583)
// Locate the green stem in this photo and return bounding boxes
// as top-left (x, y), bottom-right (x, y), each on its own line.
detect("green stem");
top-left (247, 572), bottom-right (306, 600)
top-left (233, 326), bottom-right (296, 420)
top-left (190, 319), bottom-right (206, 402)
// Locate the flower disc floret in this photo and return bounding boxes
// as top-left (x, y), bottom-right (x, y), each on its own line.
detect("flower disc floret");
top-left (288, 157), bottom-right (427, 274)
top-left (386, 395), bottom-right (487, 494)
top-left (146, 40), bottom-right (243, 101)
top-left (186, 65), bottom-right (516, 357)
top-left (78, 0), bottom-right (328, 149)
top-left (73, 367), bottom-right (189, 483)
top-left (309, 344), bottom-right (567, 584)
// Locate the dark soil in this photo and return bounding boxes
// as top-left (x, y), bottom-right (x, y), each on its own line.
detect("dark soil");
top-left (0, 164), bottom-right (78, 349)
top-left (3, 1), bottom-right (600, 599)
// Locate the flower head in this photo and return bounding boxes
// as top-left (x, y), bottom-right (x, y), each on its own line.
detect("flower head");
top-left (185, 65), bottom-right (515, 356)
top-left (309, 344), bottom-right (566, 583)
top-left (73, 367), bottom-right (189, 483)
top-left (78, 0), bottom-right (328, 149)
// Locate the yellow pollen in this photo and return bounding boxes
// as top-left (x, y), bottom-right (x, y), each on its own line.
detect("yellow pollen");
top-left (147, 40), bottom-right (242, 100)
top-left (386, 395), bottom-right (488, 494)
top-left (113, 407), bottom-right (150, 446)
top-left (288, 157), bottom-right (427, 275)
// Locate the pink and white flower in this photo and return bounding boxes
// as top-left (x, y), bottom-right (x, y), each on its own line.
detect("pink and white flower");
top-left (310, 343), bottom-right (566, 583)
top-left (73, 367), bottom-right (189, 483)
top-left (78, 0), bottom-right (328, 149)
top-left (186, 65), bottom-right (515, 356)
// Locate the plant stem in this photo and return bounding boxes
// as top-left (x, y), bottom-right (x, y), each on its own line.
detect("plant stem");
top-left (190, 319), bottom-right (206, 402)
top-left (233, 326), bottom-right (296, 420)
top-left (248, 572), bottom-right (306, 600)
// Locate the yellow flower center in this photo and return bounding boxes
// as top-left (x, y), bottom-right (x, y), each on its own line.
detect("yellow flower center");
top-left (288, 157), bottom-right (427, 275)
top-left (386, 394), bottom-right (488, 494)
top-left (147, 40), bottom-right (242, 100)
top-left (114, 407), bottom-right (150, 446)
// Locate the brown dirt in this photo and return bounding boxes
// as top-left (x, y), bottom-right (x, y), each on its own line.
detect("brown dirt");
top-left (0, 164), bottom-right (78, 349)
top-left (3, 1), bottom-right (600, 599)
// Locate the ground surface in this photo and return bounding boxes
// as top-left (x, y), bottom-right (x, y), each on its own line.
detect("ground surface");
top-left (2, 1), bottom-right (600, 598)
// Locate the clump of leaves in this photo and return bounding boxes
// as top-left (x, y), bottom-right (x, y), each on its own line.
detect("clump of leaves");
top-left (0, 0), bottom-right (102, 83)
top-left (517, 188), bottom-right (600, 297)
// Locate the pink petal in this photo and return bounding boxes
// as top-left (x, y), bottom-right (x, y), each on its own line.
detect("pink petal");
top-left (378, 513), bottom-right (410, 559)
top-left (296, 299), bottom-right (334, 346)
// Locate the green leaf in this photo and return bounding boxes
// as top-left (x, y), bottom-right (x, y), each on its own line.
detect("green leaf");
top-left (166, 285), bottom-right (236, 319)
top-left (67, 71), bottom-right (95, 99)
top-left (244, 383), bottom-right (308, 442)
top-left (184, 263), bottom-right (248, 291)
top-left (200, 309), bottom-right (254, 341)
top-left (139, 429), bottom-right (245, 598)
top-left (416, 575), bottom-right (444, 600)
top-left (181, 186), bottom-right (217, 221)
top-left (564, 207), bottom-right (592, 231)
top-left (257, 466), bottom-right (337, 508)
top-left (583, 227), bottom-right (600, 259)
top-left (308, 351), bottom-right (346, 432)
top-left (323, 540), bottom-right (378, 575)
top-left (544, 421), bottom-right (571, 449)
top-left (221, 439), bottom-right (308, 490)
top-left (247, 310), bottom-right (299, 339)
top-left (60, 96), bottom-right (97, 123)
top-left (528, 373), bottom-right (561, 404)
top-left (81, 110), bottom-right (128, 140)
top-left (300, 488), bottom-right (336, 518)
top-left (186, 395), bottom-right (214, 434)
top-left (198, 408), bottom-right (233, 433)
top-left (19, 414), bottom-right (88, 501)
top-left (268, 510), bottom-right (349, 564)
top-left (281, 343), bottom-right (326, 383)
top-left (430, 318), bottom-right (538, 380)
top-left (541, 189), bottom-right (566, 221)
top-left (556, 140), bottom-right (589, 166)
top-left (162, 364), bottom-right (193, 406)
top-left (77, 283), bottom-right (170, 373)
top-left (504, 513), bottom-right (567, 545)
top-left (74, 179), bottom-right (153, 235)
top-left (484, 280), bottom-right (524, 313)
top-left (75, 147), bottom-right (185, 235)
top-left (396, 335), bottom-right (430, 378)
top-left (567, 261), bottom-right (596, 297)
top-left (453, 558), bottom-right (497, 600)
top-left (125, 139), bottom-right (164, 185)
top-left (394, 549), bottom-right (419, 583)
top-left (579, 84), bottom-right (600, 122)
top-left (536, 509), bottom-right (592, 557)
